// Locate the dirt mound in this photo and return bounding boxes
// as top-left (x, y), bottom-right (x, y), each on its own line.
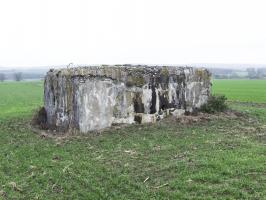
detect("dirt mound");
top-left (165, 110), bottom-right (246, 125)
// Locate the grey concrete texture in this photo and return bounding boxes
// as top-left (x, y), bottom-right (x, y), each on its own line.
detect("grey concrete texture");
top-left (44, 65), bottom-right (211, 133)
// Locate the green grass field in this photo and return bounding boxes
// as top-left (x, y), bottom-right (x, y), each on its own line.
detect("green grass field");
top-left (213, 79), bottom-right (266, 103)
top-left (0, 81), bottom-right (266, 199)
top-left (0, 82), bottom-right (43, 119)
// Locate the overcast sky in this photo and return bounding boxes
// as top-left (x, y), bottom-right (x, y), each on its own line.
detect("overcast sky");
top-left (0, 0), bottom-right (265, 68)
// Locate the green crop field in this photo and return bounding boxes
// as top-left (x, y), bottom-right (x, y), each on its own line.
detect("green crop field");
top-left (213, 79), bottom-right (266, 103)
top-left (0, 82), bottom-right (43, 120)
top-left (0, 81), bottom-right (266, 199)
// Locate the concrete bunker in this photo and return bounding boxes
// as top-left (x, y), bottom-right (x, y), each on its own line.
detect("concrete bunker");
top-left (44, 65), bottom-right (211, 133)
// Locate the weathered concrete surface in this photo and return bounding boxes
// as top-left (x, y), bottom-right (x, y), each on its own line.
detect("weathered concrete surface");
top-left (44, 65), bottom-right (211, 133)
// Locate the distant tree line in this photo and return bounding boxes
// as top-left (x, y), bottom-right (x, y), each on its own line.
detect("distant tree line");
top-left (0, 72), bottom-right (45, 82)
top-left (14, 72), bottom-right (23, 81)
top-left (211, 68), bottom-right (266, 79)
top-left (246, 68), bottom-right (266, 79)
top-left (0, 73), bottom-right (5, 82)
top-left (0, 72), bottom-right (23, 82)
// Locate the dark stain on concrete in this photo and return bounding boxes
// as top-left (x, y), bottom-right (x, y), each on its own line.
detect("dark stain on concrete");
top-left (133, 93), bottom-right (144, 113)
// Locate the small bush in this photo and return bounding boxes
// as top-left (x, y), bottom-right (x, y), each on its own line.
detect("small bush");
top-left (32, 107), bottom-right (48, 129)
top-left (200, 95), bottom-right (228, 113)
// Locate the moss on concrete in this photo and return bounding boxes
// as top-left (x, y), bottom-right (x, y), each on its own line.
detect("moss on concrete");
top-left (195, 68), bottom-right (211, 81)
top-left (44, 65), bottom-right (211, 133)
top-left (126, 75), bottom-right (145, 87)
